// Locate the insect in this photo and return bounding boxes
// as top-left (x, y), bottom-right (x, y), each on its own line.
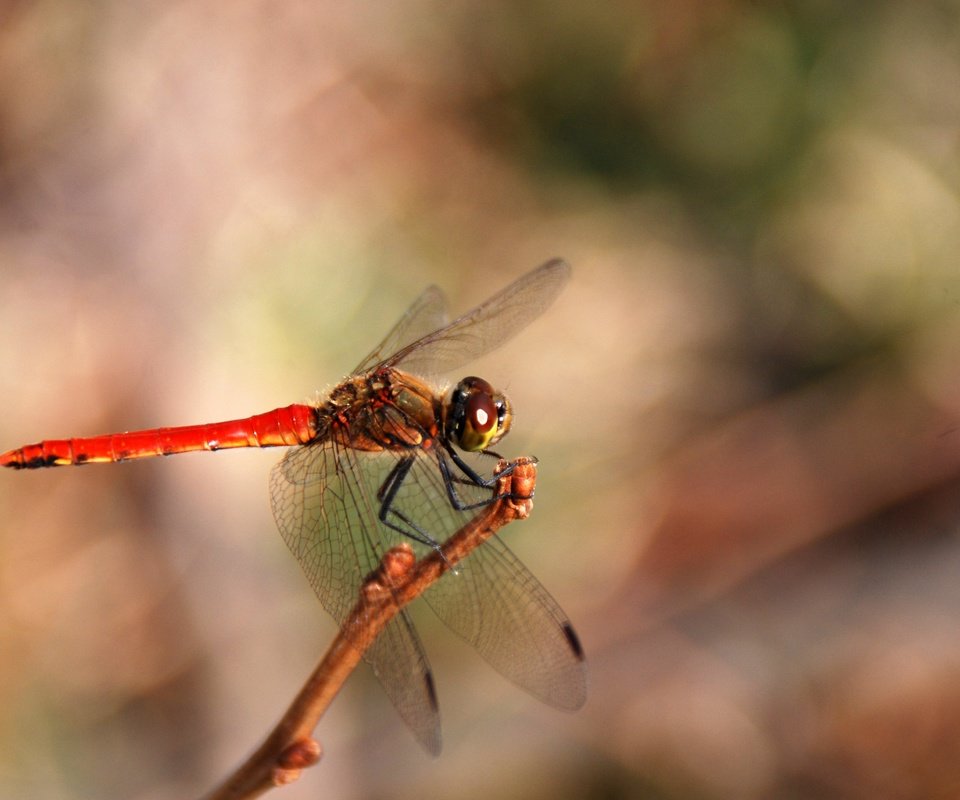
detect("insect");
top-left (2, 259), bottom-right (586, 753)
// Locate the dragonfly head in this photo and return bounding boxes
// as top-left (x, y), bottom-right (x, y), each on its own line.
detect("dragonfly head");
top-left (444, 376), bottom-right (512, 452)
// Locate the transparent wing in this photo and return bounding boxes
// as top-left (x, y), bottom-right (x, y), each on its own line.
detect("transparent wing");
top-left (425, 534), bottom-right (587, 710)
top-left (353, 285), bottom-right (448, 375)
top-left (371, 259), bottom-right (571, 377)
top-left (269, 439), bottom-right (442, 754)
top-left (269, 260), bottom-right (578, 752)
top-left (270, 433), bottom-right (586, 750)
top-left (384, 449), bottom-right (588, 710)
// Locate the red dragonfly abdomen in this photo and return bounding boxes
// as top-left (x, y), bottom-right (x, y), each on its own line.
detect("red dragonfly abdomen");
top-left (0, 404), bottom-right (320, 469)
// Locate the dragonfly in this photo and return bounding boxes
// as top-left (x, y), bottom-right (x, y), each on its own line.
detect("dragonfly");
top-left (1, 258), bottom-right (586, 754)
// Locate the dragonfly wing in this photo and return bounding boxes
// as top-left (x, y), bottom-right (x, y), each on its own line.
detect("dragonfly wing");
top-left (424, 533), bottom-right (587, 710)
top-left (383, 449), bottom-right (587, 710)
top-left (353, 285), bottom-right (449, 375)
top-left (381, 258), bottom-right (571, 377)
top-left (363, 604), bottom-right (441, 755)
top-left (269, 440), bottom-right (442, 753)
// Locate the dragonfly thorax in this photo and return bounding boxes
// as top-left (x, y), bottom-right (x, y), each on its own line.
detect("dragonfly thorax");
top-left (443, 376), bottom-right (512, 453)
top-left (321, 368), bottom-right (444, 453)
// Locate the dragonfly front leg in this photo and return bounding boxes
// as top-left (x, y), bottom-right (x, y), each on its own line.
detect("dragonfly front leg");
top-left (437, 445), bottom-right (525, 512)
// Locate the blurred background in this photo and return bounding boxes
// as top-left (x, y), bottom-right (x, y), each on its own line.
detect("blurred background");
top-left (2, 1), bottom-right (960, 798)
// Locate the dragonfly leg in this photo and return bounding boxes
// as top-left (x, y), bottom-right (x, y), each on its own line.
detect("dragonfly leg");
top-left (437, 446), bottom-right (525, 512)
top-left (443, 444), bottom-right (510, 488)
top-left (377, 456), bottom-right (447, 557)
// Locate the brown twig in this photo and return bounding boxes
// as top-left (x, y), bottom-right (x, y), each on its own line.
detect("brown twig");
top-left (204, 457), bottom-right (538, 800)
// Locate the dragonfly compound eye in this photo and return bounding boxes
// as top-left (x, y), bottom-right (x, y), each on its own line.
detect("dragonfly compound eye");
top-left (450, 376), bottom-right (512, 452)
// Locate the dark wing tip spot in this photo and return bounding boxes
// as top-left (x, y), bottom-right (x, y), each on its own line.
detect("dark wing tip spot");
top-left (422, 670), bottom-right (443, 756)
top-left (424, 669), bottom-right (439, 712)
top-left (563, 622), bottom-right (585, 661)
